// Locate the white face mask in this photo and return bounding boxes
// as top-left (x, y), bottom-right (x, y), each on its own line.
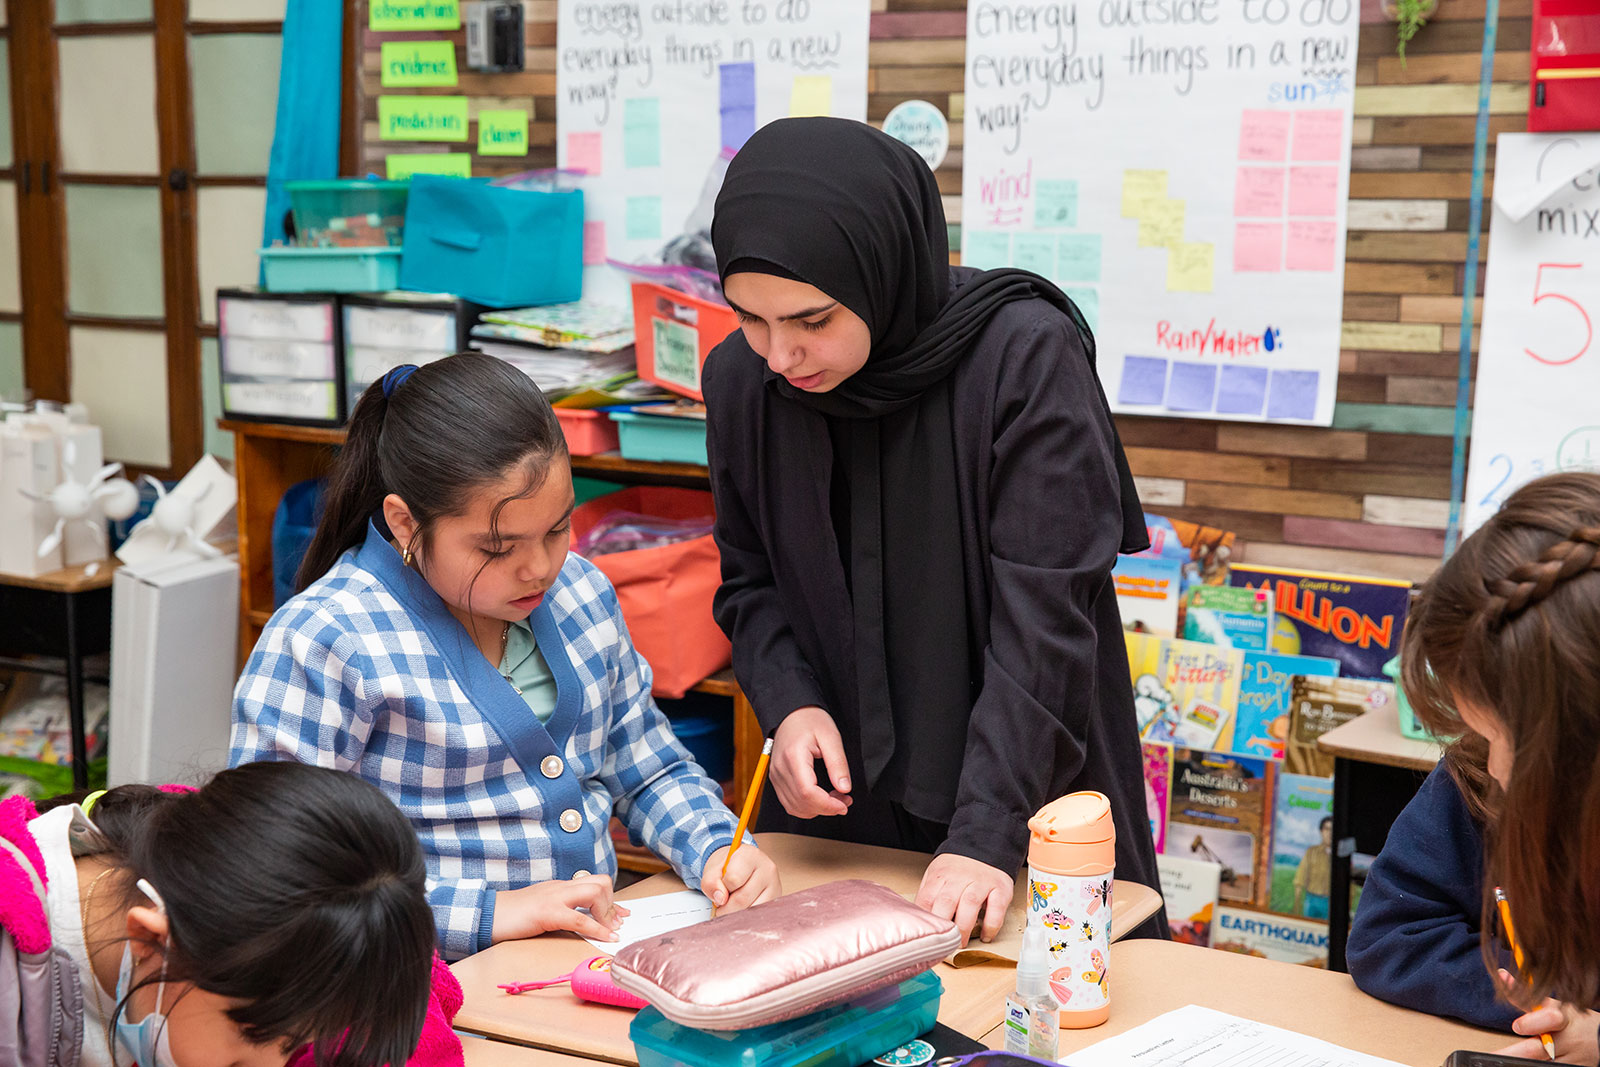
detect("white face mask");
top-left (112, 878), bottom-right (179, 1067)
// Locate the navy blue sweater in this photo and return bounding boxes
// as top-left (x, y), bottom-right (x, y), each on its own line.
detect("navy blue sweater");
top-left (1347, 764), bottom-right (1517, 1031)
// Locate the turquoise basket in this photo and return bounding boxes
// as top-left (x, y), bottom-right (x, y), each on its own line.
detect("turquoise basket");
top-left (611, 411), bottom-right (708, 466)
top-left (260, 246), bottom-right (402, 293)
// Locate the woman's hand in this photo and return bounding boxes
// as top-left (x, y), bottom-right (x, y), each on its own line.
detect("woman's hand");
top-left (701, 844), bottom-right (782, 912)
top-left (1497, 971), bottom-right (1600, 1065)
top-left (490, 874), bottom-right (629, 945)
top-left (771, 706), bottom-right (854, 818)
top-left (915, 854), bottom-right (1015, 947)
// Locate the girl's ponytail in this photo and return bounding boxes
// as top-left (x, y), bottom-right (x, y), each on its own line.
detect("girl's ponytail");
top-left (296, 376), bottom-right (394, 591)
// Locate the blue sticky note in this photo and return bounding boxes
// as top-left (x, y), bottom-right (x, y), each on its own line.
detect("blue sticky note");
top-left (623, 98), bottom-right (661, 168)
top-left (1166, 361), bottom-right (1218, 413)
top-left (1118, 355), bottom-right (1168, 406)
top-left (719, 63), bottom-right (756, 152)
top-left (1035, 180), bottom-right (1078, 229)
top-left (626, 195), bottom-right (662, 241)
top-left (1217, 365), bottom-right (1269, 415)
top-left (1065, 287), bottom-right (1099, 335)
top-left (1013, 233), bottom-right (1057, 279)
top-left (962, 230), bottom-right (1012, 271)
top-left (1057, 234), bottom-right (1102, 283)
top-left (1267, 368), bottom-right (1319, 420)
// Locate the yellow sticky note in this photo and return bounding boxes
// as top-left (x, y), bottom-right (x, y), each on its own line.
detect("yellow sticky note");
top-left (1121, 169), bottom-right (1168, 219)
top-left (370, 0), bottom-right (459, 31)
top-left (1139, 198), bottom-right (1185, 249)
top-left (1167, 242), bottom-right (1215, 293)
top-left (478, 109), bottom-right (529, 156)
top-left (381, 41), bottom-right (458, 87)
top-left (379, 95), bottom-right (469, 141)
top-left (386, 152), bottom-right (471, 180)
top-left (790, 76), bottom-right (833, 118)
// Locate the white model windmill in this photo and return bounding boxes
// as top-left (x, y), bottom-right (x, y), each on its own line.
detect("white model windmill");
top-left (20, 438), bottom-right (140, 576)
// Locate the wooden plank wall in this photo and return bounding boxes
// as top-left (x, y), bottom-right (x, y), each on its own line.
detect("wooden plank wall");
top-left (359, 0), bottom-right (1531, 584)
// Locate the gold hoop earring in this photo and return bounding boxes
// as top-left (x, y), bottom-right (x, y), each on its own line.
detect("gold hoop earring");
top-left (402, 547), bottom-right (414, 567)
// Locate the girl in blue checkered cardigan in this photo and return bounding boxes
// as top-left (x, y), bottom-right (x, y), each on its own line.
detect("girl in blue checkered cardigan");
top-left (230, 353), bottom-right (780, 960)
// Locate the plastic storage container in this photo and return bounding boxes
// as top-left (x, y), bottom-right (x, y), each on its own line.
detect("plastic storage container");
top-left (1384, 656), bottom-right (1434, 741)
top-left (260, 247), bottom-right (403, 294)
top-left (630, 282), bottom-right (739, 402)
top-left (286, 180), bottom-right (408, 246)
top-left (555, 407), bottom-right (620, 456)
top-left (630, 971), bottom-right (942, 1067)
top-left (611, 411), bottom-right (707, 466)
top-left (341, 292), bottom-right (476, 411)
top-left (217, 288), bottom-right (344, 427)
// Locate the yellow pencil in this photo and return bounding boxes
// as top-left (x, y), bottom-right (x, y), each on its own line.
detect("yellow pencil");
top-left (712, 737), bottom-right (773, 918)
top-left (1495, 887), bottom-right (1557, 1061)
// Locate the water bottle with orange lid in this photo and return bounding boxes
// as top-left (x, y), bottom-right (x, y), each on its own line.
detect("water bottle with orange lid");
top-left (1026, 790), bottom-right (1115, 1029)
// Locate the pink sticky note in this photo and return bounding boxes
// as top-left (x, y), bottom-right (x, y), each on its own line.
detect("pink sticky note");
top-left (1292, 110), bottom-right (1344, 163)
top-left (567, 131), bottom-right (603, 176)
top-left (1286, 220), bottom-right (1338, 271)
top-left (1288, 166), bottom-right (1340, 217)
top-left (1235, 167), bottom-right (1285, 217)
top-left (583, 221), bottom-right (606, 266)
top-left (1239, 110), bottom-right (1291, 163)
top-left (1234, 222), bottom-right (1284, 272)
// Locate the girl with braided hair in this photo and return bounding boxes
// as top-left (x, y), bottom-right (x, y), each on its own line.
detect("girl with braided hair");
top-left (1348, 472), bottom-right (1600, 1062)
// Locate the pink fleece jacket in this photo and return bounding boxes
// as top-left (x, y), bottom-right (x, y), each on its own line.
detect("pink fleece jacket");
top-left (286, 955), bottom-right (465, 1067)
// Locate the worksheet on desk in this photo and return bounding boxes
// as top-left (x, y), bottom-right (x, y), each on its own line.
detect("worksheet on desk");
top-left (583, 890), bottom-right (712, 956)
top-left (1067, 1005), bottom-right (1407, 1067)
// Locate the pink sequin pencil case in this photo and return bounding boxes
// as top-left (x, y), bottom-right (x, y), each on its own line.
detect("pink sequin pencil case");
top-left (610, 879), bottom-right (961, 1031)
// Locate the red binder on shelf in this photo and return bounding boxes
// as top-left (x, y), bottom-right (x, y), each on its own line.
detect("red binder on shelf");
top-left (1530, 0), bottom-right (1600, 132)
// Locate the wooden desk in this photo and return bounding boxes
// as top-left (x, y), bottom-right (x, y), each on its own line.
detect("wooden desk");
top-left (451, 833), bottom-right (1163, 1063)
top-left (460, 1035), bottom-right (600, 1067)
top-left (1317, 707), bottom-right (1443, 973)
top-left (982, 939), bottom-right (1502, 1064)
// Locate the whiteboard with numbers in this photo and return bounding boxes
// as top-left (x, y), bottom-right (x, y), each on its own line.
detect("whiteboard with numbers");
top-left (1463, 133), bottom-right (1600, 536)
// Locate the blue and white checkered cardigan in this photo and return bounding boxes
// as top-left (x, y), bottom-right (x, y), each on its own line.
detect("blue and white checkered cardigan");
top-left (230, 522), bottom-right (740, 959)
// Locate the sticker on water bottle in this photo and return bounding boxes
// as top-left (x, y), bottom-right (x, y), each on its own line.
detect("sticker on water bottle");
top-left (1031, 871), bottom-right (1112, 1012)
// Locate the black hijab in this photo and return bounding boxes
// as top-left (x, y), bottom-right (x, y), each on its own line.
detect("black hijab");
top-left (711, 118), bottom-right (1144, 818)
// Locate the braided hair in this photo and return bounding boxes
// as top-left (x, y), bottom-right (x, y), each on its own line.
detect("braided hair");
top-left (1401, 472), bottom-right (1600, 1012)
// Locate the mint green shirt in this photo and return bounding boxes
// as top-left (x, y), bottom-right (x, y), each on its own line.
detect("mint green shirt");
top-left (499, 619), bottom-right (559, 723)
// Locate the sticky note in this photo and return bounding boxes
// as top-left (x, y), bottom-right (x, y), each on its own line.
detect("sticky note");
top-left (1288, 166), bottom-right (1340, 217)
top-left (583, 221), bottom-right (607, 266)
top-left (1013, 233), bottom-right (1058, 279)
top-left (1035, 180), bottom-right (1078, 229)
top-left (962, 230), bottom-right (1012, 271)
top-left (1216, 365), bottom-right (1269, 416)
top-left (790, 75), bottom-right (833, 117)
top-left (1122, 170), bottom-right (1168, 219)
top-left (1118, 356), bottom-right (1169, 406)
top-left (1234, 222), bottom-right (1283, 272)
top-left (1292, 110), bottom-right (1344, 163)
top-left (1167, 242), bottom-right (1214, 293)
top-left (381, 41), bottom-right (457, 87)
top-left (379, 95), bottom-right (468, 141)
top-left (567, 131), bottom-right (603, 176)
top-left (1286, 220), bottom-right (1338, 271)
top-left (385, 152), bottom-right (471, 180)
top-left (1167, 362), bottom-right (1218, 412)
top-left (1235, 167), bottom-right (1285, 217)
top-left (1267, 369), bottom-right (1320, 420)
top-left (720, 62), bottom-right (757, 152)
top-left (626, 196), bottom-right (662, 241)
top-left (1138, 198), bottom-right (1185, 249)
top-left (1057, 234), bottom-right (1102, 283)
top-left (1065, 287), bottom-right (1099, 335)
top-left (1239, 110), bottom-right (1291, 163)
top-left (477, 110), bottom-right (529, 156)
top-left (624, 98), bottom-right (661, 168)
top-left (370, 0), bottom-right (458, 31)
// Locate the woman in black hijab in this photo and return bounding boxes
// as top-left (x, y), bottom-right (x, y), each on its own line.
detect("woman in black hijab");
top-left (704, 117), bottom-right (1165, 942)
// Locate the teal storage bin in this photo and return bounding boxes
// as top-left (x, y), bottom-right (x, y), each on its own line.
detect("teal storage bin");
top-left (286, 179), bottom-right (408, 246)
top-left (1384, 656), bottom-right (1436, 741)
top-left (260, 247), bottom-right (402, 293)
top-left (399, 174), bottom-right (583, 307)
top-left (630, 971), bottom-right (942, 1067)
top-left (612, 411), bottom-right (708, 466)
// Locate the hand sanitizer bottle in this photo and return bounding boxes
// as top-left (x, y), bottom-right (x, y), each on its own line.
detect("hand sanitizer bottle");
top-left (1004, 923), bottom-right (1060, 1059)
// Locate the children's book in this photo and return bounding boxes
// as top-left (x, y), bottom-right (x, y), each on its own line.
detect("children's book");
top-left (1286, 677), bottom-right (1396, 777)
top-left (1142, 741), bottom-right (1173, 853)
top-left (1213, 907), bottom-right (1329, 967)
top-left (1157, 853), bottom-right (1221, 947)
top-left (1125, 634), bottom-right (1246, 751)
top-left (1270, 773), bottom-right (1335, 917)
top-left (1114, 555), bottom-right (1183, 637)
top-left (1227, 563), bottom-right (1411, 680)
top-left (1167, 748), bottom-right (1275, 906)
top-left (1183, 585), bottom-right (1272, 651)
top-left (1233, 652), bottom-right (1342, 759)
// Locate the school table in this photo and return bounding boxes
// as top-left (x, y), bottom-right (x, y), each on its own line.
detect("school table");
top-left (460, 1035), bottom-right (599, 1067)
top-left (451, 832), bottom-right (1164, 1063)
top-left (981, 939), bottom-right (1503, 1063)
top-left (1317, 705), bottom-right (1444, 974)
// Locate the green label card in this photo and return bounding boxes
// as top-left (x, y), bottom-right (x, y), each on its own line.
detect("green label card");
top-left (370, 0), bottom-right (459, 31)
top-left (478, 110), bottom-right (529, 156)
top-left (652, 318), bottom-right (702, 393)
top-left (381, 41), bottom-right (458, 87)
top-left (386, 152), bottom-right (472, 180)
top-left (379, 96), bottom-right (468, 142)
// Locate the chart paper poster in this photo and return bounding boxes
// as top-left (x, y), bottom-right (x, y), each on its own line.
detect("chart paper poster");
top-left (961, 0), bottom-right (1358, 425)
top-left (1464, 133), bottom-right (1600, 535)
top-left (557, 1), bottom-right (871, 304)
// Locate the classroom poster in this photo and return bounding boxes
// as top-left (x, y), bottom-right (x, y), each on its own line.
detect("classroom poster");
top-left (960, 0), bottom-right (1359, 425)
top-left (556, 1), bottom-right (871, 304)
top-left (1463, 133), bottom-right (1600, 534)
